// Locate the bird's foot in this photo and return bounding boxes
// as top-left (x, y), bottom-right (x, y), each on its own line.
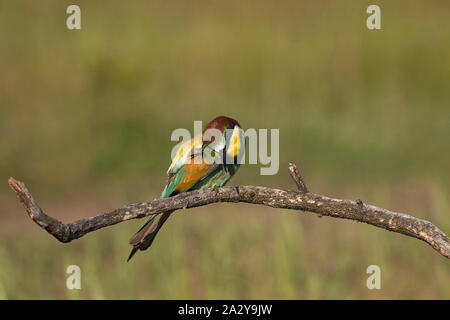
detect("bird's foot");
top-left (222, 163), bottom-right (229, 174)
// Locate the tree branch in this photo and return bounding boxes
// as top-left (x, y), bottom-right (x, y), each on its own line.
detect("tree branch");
top-left (7, 163), bottom-right (450, 259)
top-left (288, 162), bottom-right (309, 193)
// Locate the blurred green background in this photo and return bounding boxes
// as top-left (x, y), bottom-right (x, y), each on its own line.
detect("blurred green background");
top-left (0, 0), bottom-right (449, 299)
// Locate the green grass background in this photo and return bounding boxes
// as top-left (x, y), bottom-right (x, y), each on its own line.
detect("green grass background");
top-left (0, 0), bottom-right (449, 299)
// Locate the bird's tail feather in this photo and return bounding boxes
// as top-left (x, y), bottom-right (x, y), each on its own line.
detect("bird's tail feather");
top-left (127, 210), bottom-right (175, 262)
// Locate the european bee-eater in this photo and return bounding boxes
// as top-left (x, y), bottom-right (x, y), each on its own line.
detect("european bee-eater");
top-left (128, 116), bottom-right (245, 261)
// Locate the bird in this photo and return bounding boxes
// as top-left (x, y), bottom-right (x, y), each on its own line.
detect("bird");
top-left (127, 116), bottom-right (245, 261)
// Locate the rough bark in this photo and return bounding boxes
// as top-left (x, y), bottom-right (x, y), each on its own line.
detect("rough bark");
top-left (7, 163), bottom-right (450, 259)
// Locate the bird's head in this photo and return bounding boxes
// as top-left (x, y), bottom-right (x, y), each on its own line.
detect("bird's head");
top-left (203, 116), bottom-right (245, 164)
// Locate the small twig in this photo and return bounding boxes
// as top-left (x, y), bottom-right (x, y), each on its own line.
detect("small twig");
top-left (8, 163), bottom-right (450, 259)
top-left (288, 162), bottom-right (309, 193)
